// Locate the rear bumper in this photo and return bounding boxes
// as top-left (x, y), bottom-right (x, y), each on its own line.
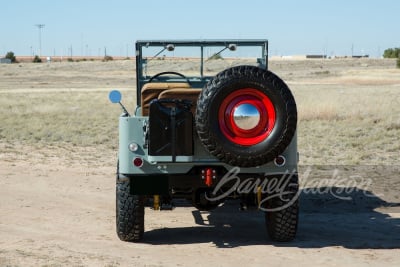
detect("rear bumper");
top-left (119, 167), bottom-right (298, 197)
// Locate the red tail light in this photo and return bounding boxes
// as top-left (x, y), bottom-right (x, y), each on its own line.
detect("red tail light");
top-left (133, 157), bottom-right (144, 167)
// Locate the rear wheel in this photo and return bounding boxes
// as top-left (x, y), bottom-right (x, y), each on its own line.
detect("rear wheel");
top-left (264, 174), bottom-right (299, 242)
top-left (116, 165), bottom-right (145, 242)
top-left (196, 65), bottom-right (297, 167)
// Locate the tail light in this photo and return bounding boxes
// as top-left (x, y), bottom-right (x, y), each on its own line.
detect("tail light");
top-left (133, 157), bottom-right (144, 167)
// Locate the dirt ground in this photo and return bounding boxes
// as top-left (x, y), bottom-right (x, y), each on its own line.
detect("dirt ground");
top-left (0, 58), bottom-right (400, 266)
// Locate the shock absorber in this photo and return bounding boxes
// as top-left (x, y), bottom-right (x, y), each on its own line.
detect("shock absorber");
top-left (153, 195), bottom-right (160, 210)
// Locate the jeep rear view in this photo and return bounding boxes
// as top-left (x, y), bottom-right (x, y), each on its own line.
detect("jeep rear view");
top-left (109, 39), bottom-right (299, 242)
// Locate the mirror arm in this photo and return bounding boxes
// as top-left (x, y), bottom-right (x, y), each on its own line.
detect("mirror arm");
top-left (118, 102), bottom-right (130, 117)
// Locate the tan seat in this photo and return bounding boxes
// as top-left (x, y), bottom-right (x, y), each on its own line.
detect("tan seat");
top-left (141, 82), bottom-right (190, 115)
top-left (158, 88), bottom-right (202, 114)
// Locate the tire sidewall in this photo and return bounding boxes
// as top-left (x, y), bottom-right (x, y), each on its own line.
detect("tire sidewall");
top-left (202, 70), bottom-right (290, 157)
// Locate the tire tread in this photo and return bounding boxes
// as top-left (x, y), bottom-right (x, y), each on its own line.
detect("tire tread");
top-left (196, 65), bottom-right (297, 167)
top-left (116, 179), bottom-right (145, 242)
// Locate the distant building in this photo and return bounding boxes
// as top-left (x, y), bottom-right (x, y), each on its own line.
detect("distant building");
top-left (306, 55), bottom-right (327, 59)
top-left (0, 58), bottom-right (11, 64)
top-left (352, 55), bottom-right (370, 58)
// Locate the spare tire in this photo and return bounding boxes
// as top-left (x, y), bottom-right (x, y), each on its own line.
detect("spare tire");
top-left (195, 65), bottom-right (297, 167)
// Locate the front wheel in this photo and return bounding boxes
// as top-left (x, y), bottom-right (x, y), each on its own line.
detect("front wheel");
top-left (116, 175), bottom-right (145, 242)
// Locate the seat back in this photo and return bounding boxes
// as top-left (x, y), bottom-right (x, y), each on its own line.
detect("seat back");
top-left (141, 82), bottom-right (190, 115)
top-left (158, 88), bottom-right (202, 114)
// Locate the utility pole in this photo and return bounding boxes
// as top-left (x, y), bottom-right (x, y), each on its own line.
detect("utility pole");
top-left (351, 44), bottom-right (354, 58)
top-left (35, 24), bottom-right (45, 57)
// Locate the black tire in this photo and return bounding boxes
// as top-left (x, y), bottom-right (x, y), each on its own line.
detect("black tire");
top-left (264, 174), bottom-right (299, 242)
top-left (116, 171), bottom-right (145, 242)
top-left (196, 65), bottom-right (297, 167)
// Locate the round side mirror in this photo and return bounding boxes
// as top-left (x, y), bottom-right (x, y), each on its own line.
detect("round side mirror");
top-left (109, 90), bottom-right (122, 103)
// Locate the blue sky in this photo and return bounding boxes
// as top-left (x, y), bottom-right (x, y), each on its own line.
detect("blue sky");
top-left (1, 0), bottom-right (399, 57)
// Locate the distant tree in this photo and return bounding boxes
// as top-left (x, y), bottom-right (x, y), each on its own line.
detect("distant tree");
top-left (383, 48), bottom-right (400, 58)
top-left (33, 55), bottom-right (42, 63)
top-left (103, 55), bottom-right (113, 62)
top-left (397, 58), bottom-right (400, 69)
top-left (5, 51), bottom-right (16, 63)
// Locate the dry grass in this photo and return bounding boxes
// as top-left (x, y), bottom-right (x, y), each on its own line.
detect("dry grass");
top-left (0, 59), bottom-right (399, 166)
top-left (0, 91), bottom-right (118, 147)
top-left (265, 58), bottom-right (400, 165)
top-left (289, 82), bottom-right (400, 165)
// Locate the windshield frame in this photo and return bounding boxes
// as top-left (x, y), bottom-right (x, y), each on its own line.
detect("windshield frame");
top-left (135, 39), bottom-right (269, 106)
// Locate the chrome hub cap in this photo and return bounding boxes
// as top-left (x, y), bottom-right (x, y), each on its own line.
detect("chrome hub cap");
top-left (233, 103), bottom-right (260, 130)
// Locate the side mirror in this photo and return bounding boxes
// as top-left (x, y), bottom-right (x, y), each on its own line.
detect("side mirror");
top-left (109, 90), bottom-right (122, 103)
top-left (108, 90), bottom-right (130, 116)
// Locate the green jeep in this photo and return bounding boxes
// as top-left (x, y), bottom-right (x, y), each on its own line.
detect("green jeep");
top-left (109, 39), bottom-right (299, 242)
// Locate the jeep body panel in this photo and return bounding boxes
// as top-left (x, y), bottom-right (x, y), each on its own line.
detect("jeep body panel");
top-left (118, 115), bottom-right (298, 176)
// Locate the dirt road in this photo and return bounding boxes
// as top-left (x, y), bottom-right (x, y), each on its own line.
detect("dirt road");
top-left (1, 151), bottom-right (399, 266)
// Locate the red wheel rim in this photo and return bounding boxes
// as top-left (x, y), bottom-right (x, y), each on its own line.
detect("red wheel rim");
top-left (218, 88), bottom-right (276, 146)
